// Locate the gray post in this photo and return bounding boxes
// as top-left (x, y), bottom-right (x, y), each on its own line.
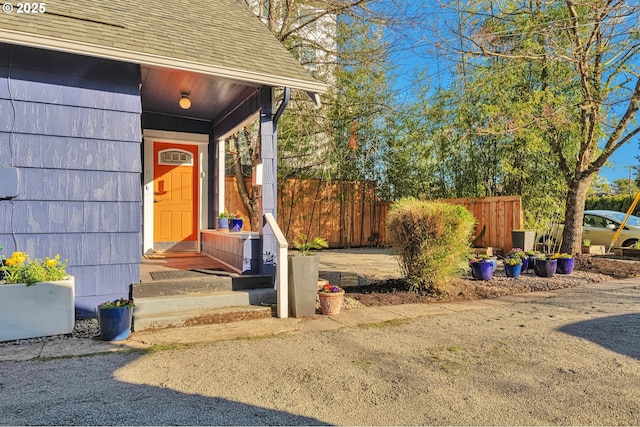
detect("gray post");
top-left (260, 86), bottom-right (278, 276)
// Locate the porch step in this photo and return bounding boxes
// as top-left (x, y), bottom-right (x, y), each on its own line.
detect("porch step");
top-left (132, 274), bottom-right (273, 298)
top-left (131, 274), bottom-right (276, 332)
top-left (133, 305), bottom-right (274, 332)
top-left (134, 289), bottom-right (277, 316)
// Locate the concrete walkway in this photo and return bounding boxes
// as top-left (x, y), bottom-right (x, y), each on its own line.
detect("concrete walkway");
top-left (1, 277), bottom-right (635, 362)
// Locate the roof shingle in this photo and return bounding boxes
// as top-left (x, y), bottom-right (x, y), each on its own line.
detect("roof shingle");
top-left (0, 0), bottom-right (326, 92)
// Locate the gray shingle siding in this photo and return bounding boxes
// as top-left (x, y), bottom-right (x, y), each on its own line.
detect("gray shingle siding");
top-left (0, 44), bottom-right (142, 317)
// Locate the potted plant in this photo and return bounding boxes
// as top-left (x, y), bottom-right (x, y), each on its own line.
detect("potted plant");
top-left (504, 256), bottom-right (523, 278)
top-left (317, 283), bottom-right (345, 315)
top-left (217, 212), bottom-right (231, 231)
top-left (526, 250), bottom-right (541, 271)
top-left (581, 239), bottom-right (591, 254)
top-left (552, 253), bottom-right (575, 275)
top-left (509, 248), bottom-right (528, 271)
top-left (533, 255), bottom-right (557, 277)
top-left (0, 251), bottom-right (74, 342)
top-left (96, 297), bottom-right (135, 341)
top-left (229, 214), bottom-right (244, 232)
top-left (469, 255), bottom-right (494, 281)
top-left (288, 234), bottom-right (329, 317)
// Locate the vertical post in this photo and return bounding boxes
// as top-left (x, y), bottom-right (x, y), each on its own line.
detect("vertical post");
top-left (260, 86), bottom-right (278, 274)
top-left (216, 138), bottom-right (226, 217)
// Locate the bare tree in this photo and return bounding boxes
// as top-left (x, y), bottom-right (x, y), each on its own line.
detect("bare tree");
top-left (231, 0), bottom-right (409, 231)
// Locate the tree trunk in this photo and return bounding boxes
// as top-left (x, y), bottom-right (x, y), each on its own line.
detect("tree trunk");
top-left (560, 174), bottom-right (594, 255)
top-left (231, 128), bottom-right (261, 232)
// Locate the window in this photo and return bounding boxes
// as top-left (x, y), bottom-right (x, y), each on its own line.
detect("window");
top-left (158, 149), bottom-right (193, 166)
top-left (261, 0), bottom-right (270, 19)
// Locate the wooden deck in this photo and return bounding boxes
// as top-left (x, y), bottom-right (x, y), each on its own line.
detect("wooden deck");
top-left (140, 252), bottom-right (231, 282)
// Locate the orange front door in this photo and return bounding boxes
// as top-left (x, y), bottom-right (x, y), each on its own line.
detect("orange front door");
top-left (153, 142), bottom-right (199, 250)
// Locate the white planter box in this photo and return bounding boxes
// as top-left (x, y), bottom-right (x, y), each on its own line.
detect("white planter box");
top-left (0, 276), bottom-right (75, 342)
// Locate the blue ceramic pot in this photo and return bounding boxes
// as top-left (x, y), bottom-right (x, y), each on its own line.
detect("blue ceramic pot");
top-left (470, 261), bottom-right (493, 281)
top-left (556, 257), bottom-right (575, 274)
top-left (520, 257), bottom-right (529, 272)
top-left (217, 217), bottom-right (229, 231)
top-left (504, 263), bottom-right (522, 278)
top-left (230, 218), bottom-right (244, 232)
top-left (98, 306), bottom-right (133, 341)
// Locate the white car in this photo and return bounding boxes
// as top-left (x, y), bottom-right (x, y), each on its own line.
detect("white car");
top-left (581, 210), bottom-right (640, 248)
top-left (540, 210), bottom-right (640, 250)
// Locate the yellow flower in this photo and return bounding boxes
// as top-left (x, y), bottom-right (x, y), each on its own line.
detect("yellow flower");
top-left (4, 258), bottom-right (15, 266)
top-left (11, 252), bottom-right (27, 264)
top-left (45, 257), bottom-right (57, 268)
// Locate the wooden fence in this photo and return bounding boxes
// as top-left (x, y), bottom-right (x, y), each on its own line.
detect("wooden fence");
top-left (225, 176), bottom-right (389, 247)
top-left (442, 196), bottom-right (524, 254)
top-left (224, 176), bottom-right (522, 252)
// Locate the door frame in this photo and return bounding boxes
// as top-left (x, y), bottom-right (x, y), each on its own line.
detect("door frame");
top-left (142, 129), bottom-right (209, 254)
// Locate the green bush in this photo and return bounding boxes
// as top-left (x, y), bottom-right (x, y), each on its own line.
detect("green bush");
top-left (386, 198), bottom-right (476, 294)
top-left (586, 195), bottom-right (640, 215)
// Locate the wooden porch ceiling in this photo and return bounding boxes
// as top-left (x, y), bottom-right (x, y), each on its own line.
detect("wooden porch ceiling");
top-left (140, 65), bottom-right (258, 122)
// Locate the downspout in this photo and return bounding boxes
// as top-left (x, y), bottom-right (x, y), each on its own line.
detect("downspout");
top-left (273, 87), bottom-right (291, 126)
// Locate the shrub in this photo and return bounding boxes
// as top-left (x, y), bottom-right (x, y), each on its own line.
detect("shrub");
top-left (386, 198), bottom-right (476, 294)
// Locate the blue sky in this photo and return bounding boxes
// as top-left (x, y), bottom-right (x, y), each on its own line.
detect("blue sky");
top-left (599, 148), bottom-right (638, 183)
top-left (383, 1), bottom-right (639, 184)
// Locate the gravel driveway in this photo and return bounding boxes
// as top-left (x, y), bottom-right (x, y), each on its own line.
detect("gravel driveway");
top-left (1, 279), bottom-right (639, 425)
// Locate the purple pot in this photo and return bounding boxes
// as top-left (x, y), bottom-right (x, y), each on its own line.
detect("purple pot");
top-left (556, 257), bottom-right (575, 274)
top-left (534, 259), bottom-right (557, 277)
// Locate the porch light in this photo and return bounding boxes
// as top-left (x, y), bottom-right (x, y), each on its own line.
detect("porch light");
top-left (179, 93), bottom-right (191, 109)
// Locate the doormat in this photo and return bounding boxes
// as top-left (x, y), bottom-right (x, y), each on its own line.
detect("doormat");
top-left (149, 268), bottom-right (226, 281)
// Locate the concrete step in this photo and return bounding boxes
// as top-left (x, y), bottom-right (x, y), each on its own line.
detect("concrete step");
top-left (134, 288), bottom-right (277, 316)
top-left (132, 275), bottom-right (273, 298)
top-left (131, 273), bottom-right (275, 332)
top-left (133, 305), bottom-right (273, 331)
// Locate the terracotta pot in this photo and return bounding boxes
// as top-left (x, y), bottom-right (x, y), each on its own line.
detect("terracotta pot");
top-left (318, 290), bottom-right (345, 315)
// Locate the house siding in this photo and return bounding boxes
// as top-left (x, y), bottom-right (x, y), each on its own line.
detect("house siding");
top-left (0, 44), bottom-right (142, 318)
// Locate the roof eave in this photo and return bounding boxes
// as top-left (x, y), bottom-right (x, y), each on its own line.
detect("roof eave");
top-left (0, 30), bottom-right (329, 94)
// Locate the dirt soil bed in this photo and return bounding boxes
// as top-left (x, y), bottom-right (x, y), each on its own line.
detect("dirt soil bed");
top-left (340, 254), bottom-right (640, 308)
